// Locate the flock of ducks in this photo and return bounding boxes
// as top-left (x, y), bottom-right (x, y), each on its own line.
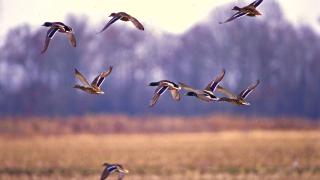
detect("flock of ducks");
top-left (36, 0), bottom-right (264, 179)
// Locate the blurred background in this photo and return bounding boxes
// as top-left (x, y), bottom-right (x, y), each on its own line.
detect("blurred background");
top-left (0, 0), bottom-right (320, 179)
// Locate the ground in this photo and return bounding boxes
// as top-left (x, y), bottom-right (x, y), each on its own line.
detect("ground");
top-left (0, 131), bottom-right (319, 179)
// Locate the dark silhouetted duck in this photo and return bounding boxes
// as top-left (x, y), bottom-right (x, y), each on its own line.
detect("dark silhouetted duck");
top-left (99, 12), bottom-right (144, 33)
top-left (179, 69), bottom-right (225, 102)
top-left (41, 22), bottom-right (76, 54)
top-left (219, 0), bottom-right (263, 24)
top-left (73, 66), bottom-right (112, 95)
top-left (100, 163), bottom-right (129, 180)
top-left (217, 80), bottom-right (260, 105)
top-left (149, 80), bottom-right (181, 107)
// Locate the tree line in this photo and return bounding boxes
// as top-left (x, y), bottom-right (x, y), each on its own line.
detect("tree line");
top-left (0, 1), bottom-right (319, 119)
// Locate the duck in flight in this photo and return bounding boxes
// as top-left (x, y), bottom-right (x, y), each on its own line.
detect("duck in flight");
top-left (41, 22), bottom-right (76, 54)
top-left (217, 80), bottom-right (260, 105)
top-left (100, 163), bottom-right (129, 180)
top-left (73, 66), bottom-right (112, 95)
top-left (99, 12), bottom-right (144, 33)
top-left (149, 80), bottom-right (181, 107)
top-left (179, 69), bottom-right (225, 102)
top-left (219, 0), bottom-right (264, 24)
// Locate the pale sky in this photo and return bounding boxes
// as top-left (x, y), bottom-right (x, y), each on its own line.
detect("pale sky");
top-left (0, 0), bottom-right (319, 40)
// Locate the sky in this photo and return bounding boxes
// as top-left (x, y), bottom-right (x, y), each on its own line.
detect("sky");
top-left (0, 0), bottom-right (319, 40)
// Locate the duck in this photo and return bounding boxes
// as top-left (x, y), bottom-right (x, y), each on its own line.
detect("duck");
top-left (73, 66), bottom-right (112, 95)
top-left (179, 69), bottom-right (225, 102)
top-left (41, 22), bottom-right (76, 54)
top-left (100, 163), bottom-right (129, 180)
top-left (149, 80), bottom-right (181, 107)
top-left (219, 0), bottom-right (263, 24)
top-left (217, 80), bottom-right (260, 105)
top-left (99, 12), bottom-right (144, 33)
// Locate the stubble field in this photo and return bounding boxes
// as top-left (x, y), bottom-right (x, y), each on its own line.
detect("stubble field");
top-left (0, 131), bottom-right (319, 180)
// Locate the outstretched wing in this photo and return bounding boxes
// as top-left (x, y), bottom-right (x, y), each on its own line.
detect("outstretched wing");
top-left (204, 69), bottom-right (225, 92)
top-left (66, 32), bottom-right (77, 47)
top-left (129, 16), bottom-right (144, 30)
top-left (74, 69), bottom-right (90, 87)
top-left (170, 89), bottom-right (181, 101)
top-left (100, 167), bottom-right (110, 180)
top-left (219, 11), bottom-right (247, 24)
top-left (150, 86), bottom-right (168, 107)
top-left (216, 85), bottom-right (238, 99)
top-left (91, 66), bottom-right (113, 87)
top-left (239, 80), bottom-right (260, 99)
top-left (98, 16), bottom-right (121, 33)
top-left (250, 0), bottom-right (263, 7)
top-left (41, 27), bottom-right (58, 54)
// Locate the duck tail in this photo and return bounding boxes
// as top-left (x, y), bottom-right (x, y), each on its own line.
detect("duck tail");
top-left (42, 22), bottom-right (53, 27)
top-left (149, 82), bottom-right (160, 86)
top-left (232, 6), bottom-right (241, 11)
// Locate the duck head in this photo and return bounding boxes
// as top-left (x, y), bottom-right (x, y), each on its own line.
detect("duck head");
top-left (109, 12), bottom-right (117, 17)
top-left (185, 92), bottom-right (197, 97)
top-left (102, 162), bottom-right (110, 166)
top-left (238, 98), bottom-right (250, 105)
top-left (42, 22), bottom-right (52, 27)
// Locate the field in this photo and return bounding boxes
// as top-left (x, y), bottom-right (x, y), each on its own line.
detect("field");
top-left (0, 130), bottom-right (320, 180)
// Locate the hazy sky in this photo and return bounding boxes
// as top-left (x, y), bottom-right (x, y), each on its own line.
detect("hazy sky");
top-left (0, 0), bottom-right (319, 39)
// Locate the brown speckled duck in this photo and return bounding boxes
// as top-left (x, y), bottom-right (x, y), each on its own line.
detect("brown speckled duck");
top-left (100, 163), bottom-right (129, 180)
top-left (73, 67), bottom-right (112, 95)
top-left (219, 0), bottom-right (263, 24)
top-left (179, 69), bottom-right (225, 102)
top-left (217, 80), bottom-right (260, 105)
top-left (41, 22), bottom-right (76, 54)
top-left (149, 80), bottom-right (181, 107)
top-left (99, 12), bottom-right (144, 33)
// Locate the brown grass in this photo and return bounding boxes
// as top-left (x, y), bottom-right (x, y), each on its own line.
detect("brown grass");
top-left (0, 131), bottom-right (320, 179)
top-left (0, 114), bottom-right (319, 136)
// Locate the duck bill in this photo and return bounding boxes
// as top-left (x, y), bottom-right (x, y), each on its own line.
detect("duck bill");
top-left (256, 11), bottom-right (262, 15)
top-left (120, 169), bottom-right (129, 173)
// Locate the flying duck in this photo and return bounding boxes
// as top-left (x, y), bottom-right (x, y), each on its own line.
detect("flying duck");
top-left (179, 69), bottom-right (225, 102)
top-left (217, 80), bottom-right (260, 105)
top-left (219, 0), bottom-right (263, 24)
top-left (41, 22), bottom-right (76, 54)
top-left (73, 66), bottom-right (112, 95)
top-left (100, 163), bottom-right (129, 180)
top-left (149, 80), bottom-right (181, 107)
top-left (99, 12), bottom-right (144, 33)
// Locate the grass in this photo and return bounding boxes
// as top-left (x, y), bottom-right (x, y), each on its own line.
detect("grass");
top-left (0, 115), bottom-right (319, 136)
top-left (0, 131), bottom-right (320, 179)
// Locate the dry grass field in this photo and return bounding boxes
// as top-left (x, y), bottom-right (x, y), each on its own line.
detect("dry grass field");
top-left (0, 130), bottom-right (320, 180)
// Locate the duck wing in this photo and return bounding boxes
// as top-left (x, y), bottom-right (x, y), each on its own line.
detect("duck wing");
top-left (216, 85), bottom-right (238, 99)
top-left (238, 80), bottom-right (260, 99)
top-left (204, 69), bottom-right (225, 92)
top-left (41, 27), bottom-right (58, 54)
top-left (66, 32), bottom-right (77, 47)
top-left (74, 69), bottom-right (90, 87)
top-left (219, 11), bottom-right (247, 24)
top-left (250, 0), bottom-right (263, 7)
top-left (99, 15), bottom-right (121, 33)
top-left (100, 167), bottom-right (110, 180)
top-left (150, 86), bottom-right (168, 107)
top-left (129, 16), bottom-right (144, 30)
top-left (91, 66), bottom-right (113, 88)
